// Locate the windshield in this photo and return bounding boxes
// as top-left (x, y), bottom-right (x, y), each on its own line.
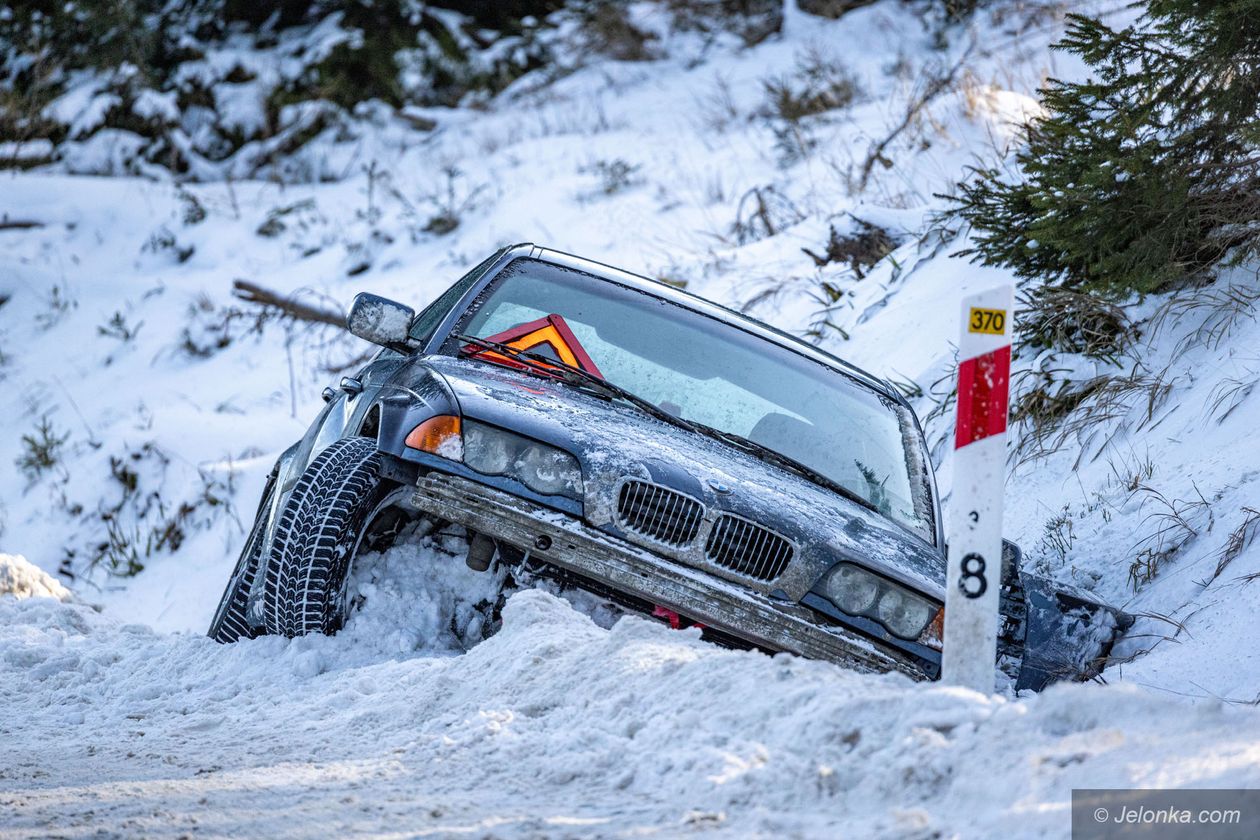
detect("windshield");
top-left (451, 258), bottom-right (934, 542)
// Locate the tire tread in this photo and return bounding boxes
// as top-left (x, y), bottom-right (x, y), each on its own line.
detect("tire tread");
top-left (263, 437), bottom-right (382, 637)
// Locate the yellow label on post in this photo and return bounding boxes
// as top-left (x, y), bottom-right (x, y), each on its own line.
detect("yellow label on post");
top-left (968, 307), bottom-right (1007, 335)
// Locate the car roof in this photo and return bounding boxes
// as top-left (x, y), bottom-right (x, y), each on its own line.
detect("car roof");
top-left (502, 243), bottom-right (908, 406)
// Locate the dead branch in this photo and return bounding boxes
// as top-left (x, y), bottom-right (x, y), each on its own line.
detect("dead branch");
top-left (0, 217), bottom-right (45, 230)
top-left (231, 279), bottom-right (345, 328)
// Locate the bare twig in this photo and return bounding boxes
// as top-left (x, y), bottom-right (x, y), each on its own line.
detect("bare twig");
top-left (856, 45), bottom-right (974, 194)
top-left (319, 348), bottom-right (375, 374)
top-left (0, 218), bottom-right (44, 230)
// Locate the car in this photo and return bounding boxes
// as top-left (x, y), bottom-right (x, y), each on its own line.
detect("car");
top-left (208, 243), bottom-right (1132, 690)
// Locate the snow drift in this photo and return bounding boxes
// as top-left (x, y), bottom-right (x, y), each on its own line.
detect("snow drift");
top-left (3, 537), bottom-right (1260, 838)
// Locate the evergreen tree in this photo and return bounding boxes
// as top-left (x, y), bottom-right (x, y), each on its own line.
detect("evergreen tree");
top-left (951, 1), bottom-right (1260, 298)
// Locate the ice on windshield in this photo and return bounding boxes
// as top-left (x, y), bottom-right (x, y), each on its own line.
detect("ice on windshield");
top-left (457, 258), bottom-right (934, 542)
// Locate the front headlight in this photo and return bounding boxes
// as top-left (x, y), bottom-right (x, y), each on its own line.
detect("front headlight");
top-left (462, 419), bottom-right (583, 500)
top-left (463, 421), bottom-right (516, 475)
top-left (515, 443), bottom-right (582, 497)
top-left (819, 563), bottom-right (938, 641)
top-left (875, 587), bottom-right (936, 640)
top-left (823, 564), bottom-right (881, 614)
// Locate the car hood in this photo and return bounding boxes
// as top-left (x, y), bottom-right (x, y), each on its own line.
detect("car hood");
top-left (424, 355), bottom-right (945, 601)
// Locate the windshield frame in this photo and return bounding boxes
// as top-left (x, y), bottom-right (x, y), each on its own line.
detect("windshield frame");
top-left (425, 247), bottom-right (941, 547)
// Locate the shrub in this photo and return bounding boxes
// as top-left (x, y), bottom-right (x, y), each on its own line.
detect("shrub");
top-left (416, 166), bottom-right (486, 236)
top-left (582, 158), bottom-right (643, 195)
top-left (574, 1), bottom-right (657, 61)
top-left (801, 218), bottom-right (897, 277)
top-left (1, 1), bottom-right (562, 176)
top-left (761, 49), bottom-right (859, 122)
top-left (951, 2), bottom-right (1260, 298)
top-left (17, 416), bottom-right (69, 481)
top-left (665, 0), bottom-right (782, 47)
top-left (1016, 286), bottom-right (1133, 360)
top-left (98, 312), bottom-right (143, 343)
top-left (797, 0), bottom-right (877, 18)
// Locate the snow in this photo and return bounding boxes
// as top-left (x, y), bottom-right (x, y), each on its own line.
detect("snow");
top-left (0, 139), bottom-right (54, 162)
top-left (132, 90), bottom-right (181, 124)
top-left (3, 0), bottom-right (1260, 834)
top-left (0, 553), bottom-right (71, 601)
top-left (4, 533), bottom-right (1260, 837)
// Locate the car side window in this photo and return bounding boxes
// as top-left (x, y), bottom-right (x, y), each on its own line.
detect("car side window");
top-left (408, 252), bottom-right (501, 345)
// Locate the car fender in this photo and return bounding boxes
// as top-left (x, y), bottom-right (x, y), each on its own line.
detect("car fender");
top-left (296, 352), bottom-right (408, 472)
top-left (1015, 572), bottom-right (1134, 691)
top-left (374, 358), bottom-right (462, 460)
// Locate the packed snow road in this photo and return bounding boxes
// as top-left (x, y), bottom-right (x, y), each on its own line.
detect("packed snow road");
top-left (3, 551), bottom-right (1259, 839)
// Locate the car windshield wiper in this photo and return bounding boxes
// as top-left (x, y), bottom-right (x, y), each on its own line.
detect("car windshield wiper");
top-left (455, 333), bottom-right (881, 514)
top-left (685, 420), bottom-right (884, 517)
top-left (454, 333), bottom-right (698, 434)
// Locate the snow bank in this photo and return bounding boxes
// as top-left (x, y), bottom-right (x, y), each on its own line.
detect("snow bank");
top-left (2, 542), bottom-right (1258, 837)
top-left (0, 553), bottom-right (71, 601)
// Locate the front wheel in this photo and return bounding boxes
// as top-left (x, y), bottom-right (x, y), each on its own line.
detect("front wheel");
top-left (262, 437), bottom-right (399, 637)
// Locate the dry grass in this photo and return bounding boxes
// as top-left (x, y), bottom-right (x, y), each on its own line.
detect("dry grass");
top-left (922, 358), bottom-right (960, 449)
top-left (729, 185), bottom-right (804, 245)
top-left (1103, 609), bottom-right (1190, 669)
top-left (1205, 366), bottom-right (1259, 424)
top-left (1036, 506), bottom-right (1076, 564)
top-left (760, 48), bottom-right (860, 123)
top-left (1150, 280), bottom-right (1260, 358)
top-left (1106, 448), bottom-right (1155, 494)
top-left (801, 218), bottom-right (897, 277)
top-left (694, 74), bottom-right (742, 135)
top-left (1201, 506), bottom-right (1260, 587)
top-left (853, 47), bottom-right (970, 194)
top-left (1017, 286), bottom-right (1134, 360)
top-left (1127, 483), bottom-right (1213, 590)
top-left (1009, 362), bottom-right (1177, 468)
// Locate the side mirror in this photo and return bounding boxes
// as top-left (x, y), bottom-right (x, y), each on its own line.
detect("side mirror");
top-left (347, 293), bottom-right (415, 348)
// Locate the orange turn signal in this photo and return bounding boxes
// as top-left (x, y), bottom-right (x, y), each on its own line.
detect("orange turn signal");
top-left (921, 607), bottom-right (945, 650)
top-left (405, 415), bottom-right (462, 458)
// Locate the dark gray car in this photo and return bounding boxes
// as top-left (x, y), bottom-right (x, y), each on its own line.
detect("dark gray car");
top-left (209, 243), bottom-right (1130, 690)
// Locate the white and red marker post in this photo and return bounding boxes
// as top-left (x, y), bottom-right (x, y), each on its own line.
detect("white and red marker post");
top-left (941, 285), bottom-right (1015, 693)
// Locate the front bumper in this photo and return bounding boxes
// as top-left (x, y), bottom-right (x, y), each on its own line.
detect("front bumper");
top-left (410, 472), bottom-right (927, 679)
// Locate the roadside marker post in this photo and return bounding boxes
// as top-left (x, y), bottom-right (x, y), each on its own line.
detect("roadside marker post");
top-left (942, 285), bottom-right (1015, 692)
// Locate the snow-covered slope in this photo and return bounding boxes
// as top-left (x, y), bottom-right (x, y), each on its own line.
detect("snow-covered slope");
top-left (3, 2), bottom-right (1260, 836)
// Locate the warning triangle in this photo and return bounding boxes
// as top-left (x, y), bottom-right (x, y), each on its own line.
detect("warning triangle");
top-left (463, 314), bottom-right (603, 379)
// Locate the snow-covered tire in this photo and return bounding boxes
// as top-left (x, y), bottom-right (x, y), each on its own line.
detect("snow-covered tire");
top-left (207, 470), bottom-right (276, 643)
top-left (263, 437), bottom-right (394, 637)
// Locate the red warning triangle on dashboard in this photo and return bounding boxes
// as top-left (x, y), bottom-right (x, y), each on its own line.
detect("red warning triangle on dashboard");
top-left (463, 313), bottom-right (604, 379)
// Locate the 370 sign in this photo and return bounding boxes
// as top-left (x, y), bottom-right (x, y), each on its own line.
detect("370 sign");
top-left (941, 286), bottom-right (1014, 693)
